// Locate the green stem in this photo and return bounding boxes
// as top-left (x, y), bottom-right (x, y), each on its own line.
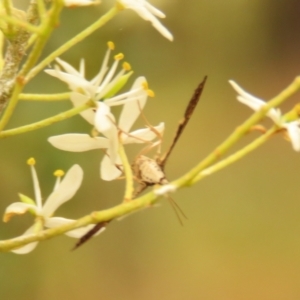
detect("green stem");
top-left (191, 126), bottom-right (277, 183)
top-left (0, 0), bottom-right (64, 131)
top-left (118, 139), bottom-right (134, 201)
top-left (36, 0), bottom-right (46, 19)
top-left (19, 92), bottom-right (70, 101)
top-left (173, 76), bottom-right (300, 188)
top-left (0, 101), bottom-right (94, 138)
top-left (0, 81), bottom-right (23, 130)
top-left (26, 6), bottom-right (119, 82)
top-left (0, 31), bottom-right (4, 70)
top-left (2, 0), bottom-right (13, 34)
top-left (0, 190), bottom-right (157, 252)
top-left (0, 13), bottom-right (41, 34)
top-left (20, 1), bottom-right (64, 77)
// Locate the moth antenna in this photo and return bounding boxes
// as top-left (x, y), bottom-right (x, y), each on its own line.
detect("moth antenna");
top-left (167, 196), bottom-right (188, 226)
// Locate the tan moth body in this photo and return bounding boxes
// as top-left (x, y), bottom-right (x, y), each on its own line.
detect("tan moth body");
top-left (133, 155), bottom-right (168, 185)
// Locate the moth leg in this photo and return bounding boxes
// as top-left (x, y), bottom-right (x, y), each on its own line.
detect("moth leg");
top-left (136, 101), bottom-right (164, 160)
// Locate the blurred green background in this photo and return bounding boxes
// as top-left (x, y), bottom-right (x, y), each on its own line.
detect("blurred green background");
top-left (1, 0), bottom-right (300, 299)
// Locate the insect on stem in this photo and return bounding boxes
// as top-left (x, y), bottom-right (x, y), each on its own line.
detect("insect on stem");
top-left (133, 76), bottom-right (208, 194)
top-left (131, 76), bottom-right (207, 223)
top-left (72, 76), bottom-right (208, 249)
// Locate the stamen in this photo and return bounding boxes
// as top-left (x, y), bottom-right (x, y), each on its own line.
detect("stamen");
top-left (54, 169), bottom-right (65, 177)
top-left (147, 89), bottom-right (155, 97)
top-left (114, 53), bottom-right (124, 61)
top-left (116, 1), bottom-right (125, 10)
top-left (122, 62), bottom-right (131, 71)
top-left (27, 157), bottom-right (36, 166)
top-left (141, 81), bottom-right (149, 90)
top-left (107, 41), bottom-right (115, 50)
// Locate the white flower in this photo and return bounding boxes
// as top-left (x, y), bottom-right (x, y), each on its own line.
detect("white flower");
top-left (45, 42), bottom-right (131, 98)
top-left (117, 0), bottom-right (173, 41)
top-left (45, 42), bottom-right (146, 124)
top-left (49, 78), bottom-right (165, 180)
top-left (45, 42), bottom-right (132, 100)
top-left (64, 0), bottom-right (100, 7)
top-left (229, 80), bottom-right (300, 151)
top-left (3, 160), bottom-right (101, 254)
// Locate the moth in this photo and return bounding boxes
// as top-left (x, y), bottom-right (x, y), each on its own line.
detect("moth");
top-left (132, 76), bottom-right (207, 195)
top-left (72, 76), bottom-right (207, 250)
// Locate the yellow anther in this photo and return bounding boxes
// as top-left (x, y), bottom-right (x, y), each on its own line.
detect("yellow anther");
top-left (141, 81), bottom-right (149, 90)
top-left (114, 53), bottom-right (124, 61)
top-left (147, 89), bottom-right (155, 97)
top-left (107, 41), bottom-right (115, 50)
top-left (27, 157), bottom-right (36, 166)
top-left (54, 169), bottom-right (65, 177)
top-left (116, 1), bottom-right (125, 10)
top-left (122, 62), bottom-right (131, 71)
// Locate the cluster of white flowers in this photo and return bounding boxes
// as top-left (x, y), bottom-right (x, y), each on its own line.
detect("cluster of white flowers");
top-left (2, 41), bottom-right (166, 254)
top-left (2, 0), bottom-right (173, 254)
top-left (46, 42), bottom-right (164, 180)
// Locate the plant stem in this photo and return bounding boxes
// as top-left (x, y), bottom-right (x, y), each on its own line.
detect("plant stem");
top-left (0, 101), bottom-right (94, 138)
top-left (192, 126), bottom-right (277, 183)
top-left (26, 6), bottom-right (119, 82)
top-left (19, 92), bottom-right (70, 101)
top-left (0, 13), bottom-right (41, 34)
top-left (118, 140), bottom-right (134, 201)
top-left (173, 76), bottom-right (300, 188)
top-left (0, 189), bottom-right (157, 252)
top-left (0, 0), bottom-right (64, 129)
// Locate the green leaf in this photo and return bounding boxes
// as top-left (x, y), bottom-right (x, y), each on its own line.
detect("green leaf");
top-left (19, 193), bottom-right (35, 205)
top-left (103, 71), bottom-right (133, 100)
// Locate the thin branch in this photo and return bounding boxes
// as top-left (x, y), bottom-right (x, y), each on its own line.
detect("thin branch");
top-left (19, 92), bottom-right (70, 101)
top-left (26, 6), bottom-right (119, 82)
top-left (0, 101), bottom-right (94, 138)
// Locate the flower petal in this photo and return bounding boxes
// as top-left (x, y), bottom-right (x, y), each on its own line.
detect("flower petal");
top-left (11, 225), bottom-right (39, 254)
top-left (95, 103), bottom-right (119, 163)
top-left (94, 102), bottom-right (115, 133)
top-left (70, 92), bottom-right (95, 125)
top-left (45, 69), bottom-right (93, 95)
top-left (45, 217), bottom-right (105, 238)
top-left (229, 80), bottom-right (281, 123)
top-left (285, 122), bottom-right (300, 151)
top-left (3, 202), bottom-right (37, 222)
top-left (101, 154), bottom-right (122, 181)
top-left (48, 134), bottom-right (109, 152)
top-left (118, 76), bottom-right (148, 132)
top-left (119, 0), bottom-right (173, 41)
top-left (55, 57), bottom-right (83, 77)
top-left (42, 165), bottom-right (83, 217)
